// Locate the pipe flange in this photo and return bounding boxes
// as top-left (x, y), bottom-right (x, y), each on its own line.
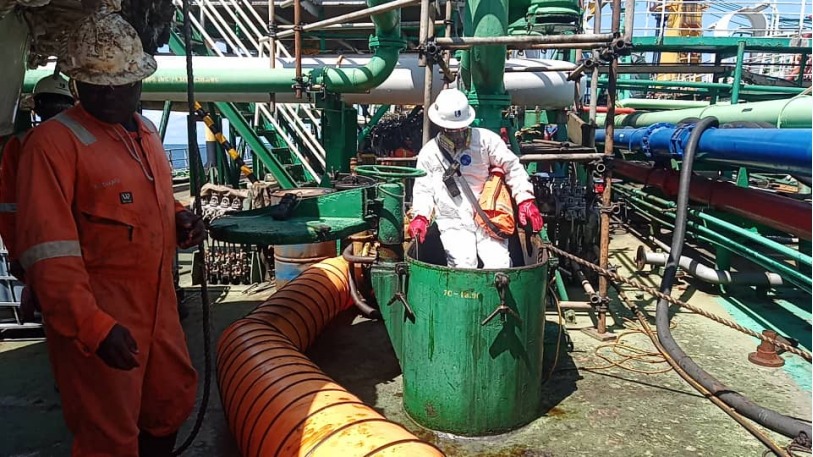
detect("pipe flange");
top-left (639, 122), bottom-right (673, 158)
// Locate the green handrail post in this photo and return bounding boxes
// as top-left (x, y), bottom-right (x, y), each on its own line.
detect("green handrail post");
top-left (357, 104), bottom-right (391, 147)
top-left (158, 101), bottom-right (172, 142)
top-left (731, 40), bottom-right (746, 104)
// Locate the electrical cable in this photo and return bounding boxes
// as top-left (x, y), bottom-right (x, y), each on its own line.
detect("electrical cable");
top-left (172, 0), bottom-right (213, 453)
top-left (653, 116), bottom-right (812, 446)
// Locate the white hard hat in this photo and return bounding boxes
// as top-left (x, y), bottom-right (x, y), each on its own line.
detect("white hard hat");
top-left (33, 74), bottom-right (73, 98)
top-left (427, 88), bottom-right (475, 129)
top-left (60, 12), bottom-right (156, 86)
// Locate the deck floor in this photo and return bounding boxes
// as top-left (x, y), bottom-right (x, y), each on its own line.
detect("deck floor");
top-left (1, 230), bottom-right (810, 457)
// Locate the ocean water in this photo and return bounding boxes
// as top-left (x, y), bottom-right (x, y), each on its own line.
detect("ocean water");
top-left (164, 143), bottom-right (205, 171)
top-left (164, 143), bottom-right (257, 172)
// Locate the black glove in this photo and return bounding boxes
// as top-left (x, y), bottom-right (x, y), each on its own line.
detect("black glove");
top-left (176, 210), bottom-right (206, 249)
top-left (96, 324), bottom-right (140, 370)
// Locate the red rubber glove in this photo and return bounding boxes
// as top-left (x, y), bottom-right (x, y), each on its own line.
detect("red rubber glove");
top-left (518, 200), bottom-right (544, 233)
top-left (409, 216), bottom-right (429, 243)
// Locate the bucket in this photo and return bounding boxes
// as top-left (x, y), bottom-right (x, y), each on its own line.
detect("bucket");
top-left (388, 248), bottom-right (549, 436)
top-left (270, 188), bottom-right (338, 288)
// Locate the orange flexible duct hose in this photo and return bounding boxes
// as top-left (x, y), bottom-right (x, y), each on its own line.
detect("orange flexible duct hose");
top-left (216, 257), bottom-right (445, 457)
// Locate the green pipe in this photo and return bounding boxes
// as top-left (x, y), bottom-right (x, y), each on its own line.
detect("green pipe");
top-left (598, 96), bottom-right (812, 129)
top-left (312, 0), bottom-right (406, 93)
top-left (616, 187), bottom-right (812, 291)
top-left (616, 98), bottom-right (724, 110)
top-left (598, 78), bottom-right (807, 95)
top-left (357, 104), bottom-right (390, 146)
top-left (730, 41), bottom-right (746, 104)
top-left (619, 185), bottom-right (812, 267)
top-left (465, 0), bottom-right (511, 130)
top-left (24, 0), bottom-right (406, 97)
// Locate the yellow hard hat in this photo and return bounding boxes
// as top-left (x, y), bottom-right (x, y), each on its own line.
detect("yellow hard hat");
top-left (60, 12), bottom-right (156, 86)
top-left (33, 74), bottom-right (73, 98)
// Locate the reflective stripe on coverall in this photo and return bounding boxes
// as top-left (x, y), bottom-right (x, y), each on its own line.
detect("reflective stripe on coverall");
top-left (411, 127), bottom-right (535, 269)
top-left (15, 105), bottom-right (197, 456)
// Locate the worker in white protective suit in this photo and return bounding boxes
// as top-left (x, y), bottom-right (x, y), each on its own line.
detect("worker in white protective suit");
top-left (409, 89), bottom-right (544, 269)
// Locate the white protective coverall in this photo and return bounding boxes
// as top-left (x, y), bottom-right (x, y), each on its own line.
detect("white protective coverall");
top-left (411, 127), bottom-right (535, 268)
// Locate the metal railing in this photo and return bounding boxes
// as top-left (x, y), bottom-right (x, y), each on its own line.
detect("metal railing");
top-left (590, 1), bottom-right (812, 38)
top-left (172, 0), bottom-right (326, 179)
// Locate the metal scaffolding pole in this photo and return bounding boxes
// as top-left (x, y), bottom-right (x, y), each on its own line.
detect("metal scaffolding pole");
top-left (593, 0), bottom-right (621, 340)
top-left (420, 0), bottom-right (432, 144)
top-left (434, 33), bottom-right (615, 49)
top-left (267, 0), bottom-right (420, 40)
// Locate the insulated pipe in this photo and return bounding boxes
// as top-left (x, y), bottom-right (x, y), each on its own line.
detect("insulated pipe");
top-left (596, 126), bottom-right (813, 177)
top-left (599, 96), bottom-right (813, 129)
top-left (216, 257), bottom-right (443, 457)
top-left (613, 161), bottom-right (812, 240)
top-left (25, 56), bottom-right (578, 108)
top-left (636, 246), bottom-right (785, 287)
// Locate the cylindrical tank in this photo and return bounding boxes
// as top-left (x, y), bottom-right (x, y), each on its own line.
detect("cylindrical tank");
top-left (400, 254), bottom-right (549, 436)
top-left (269, 188), bottom-right (338, 288)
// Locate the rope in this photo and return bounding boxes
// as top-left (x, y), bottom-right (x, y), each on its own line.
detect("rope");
top-left (544, 243), bottom-right (812, 363)
top-left (612, 281), bottom-right (793, 457)
top-left (581, 319), bottom-right (672, 375)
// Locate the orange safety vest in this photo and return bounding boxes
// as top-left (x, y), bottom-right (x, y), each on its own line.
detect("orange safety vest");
top-left (475, 167), bottom-right (516, 239)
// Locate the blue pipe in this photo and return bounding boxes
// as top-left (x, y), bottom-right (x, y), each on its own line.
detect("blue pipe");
top-left (596, 124), bottom-right (813, 177)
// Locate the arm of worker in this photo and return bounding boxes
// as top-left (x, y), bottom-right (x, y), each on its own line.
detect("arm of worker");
top-left (15, 134), bottom-right (137, 367)
top-left (483, 132), bottom-right (544, 232)
top-left (408, 146), bottom-right (436, 242)
top-left (174, 200), bottom-right (207, 249)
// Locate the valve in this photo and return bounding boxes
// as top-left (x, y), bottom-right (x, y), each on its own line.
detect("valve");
top-left (354, 164), bottom-right (427, 181)
top-left (386, 262), bottom-right (414, 319)
top-left (481, 273), bottom-right (522, 326)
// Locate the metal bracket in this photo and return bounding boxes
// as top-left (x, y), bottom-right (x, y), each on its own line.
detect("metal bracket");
top-left (481, 273), bottom-right (522, 326)
top-left (386, 262), bottom-right (414, 319)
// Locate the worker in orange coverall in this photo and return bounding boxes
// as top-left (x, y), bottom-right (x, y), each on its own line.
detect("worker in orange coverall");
top-left (0, 73), bottom-right (76, 320)
top-left (14, 12), bottom-right (203, 457)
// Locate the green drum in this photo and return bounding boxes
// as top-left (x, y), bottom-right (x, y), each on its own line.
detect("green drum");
top-left (397, 247), bottom-right (549, 436)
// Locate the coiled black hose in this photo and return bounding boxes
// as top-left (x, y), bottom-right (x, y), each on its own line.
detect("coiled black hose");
top-left (655, 117), bottom-right (812, 445)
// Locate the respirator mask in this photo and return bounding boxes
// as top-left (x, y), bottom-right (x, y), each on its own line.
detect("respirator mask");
top-left (441, 127), bottom-right (471, 151)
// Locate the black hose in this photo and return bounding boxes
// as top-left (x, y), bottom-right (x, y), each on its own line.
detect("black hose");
top-left (654, 117), bottom-right (812, 445)
top-left (172, 1), bottom-right (213, 454)
top-left (347, 271), bottom-right (381, 319)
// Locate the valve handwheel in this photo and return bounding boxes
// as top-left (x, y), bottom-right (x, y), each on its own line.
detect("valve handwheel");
top-left (354, 165), bottom-right (426, 180)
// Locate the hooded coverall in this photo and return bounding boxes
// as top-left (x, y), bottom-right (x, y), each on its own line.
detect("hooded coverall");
top-left (15, 105), bottom-right (197, 456)
top-left (411, 127), bottom-right (535, 269)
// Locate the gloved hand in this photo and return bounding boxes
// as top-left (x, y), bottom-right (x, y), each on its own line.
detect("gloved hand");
top-left (176, 209), bottom-right (207, 249)
top-left (518, 199), bottom-right (544, 233)
top-left (408, 216), bottom-right (429, 243)
top-left (96, 323), bottom-right (140, 371)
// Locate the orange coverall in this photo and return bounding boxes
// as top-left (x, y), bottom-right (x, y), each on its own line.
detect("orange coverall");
top-left (0, 134), bottom-right (24, 262)
top-left (15, 105), bottom-right (197, 456)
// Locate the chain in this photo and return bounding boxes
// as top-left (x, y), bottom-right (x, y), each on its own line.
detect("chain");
top-left (544, 243), bottom-right (812, 363)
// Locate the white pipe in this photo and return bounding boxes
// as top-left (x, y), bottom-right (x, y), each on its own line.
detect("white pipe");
top-left (637, 247), bottom-right (785, 287)
top-left (138, 55), bottom-right (580, 107)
